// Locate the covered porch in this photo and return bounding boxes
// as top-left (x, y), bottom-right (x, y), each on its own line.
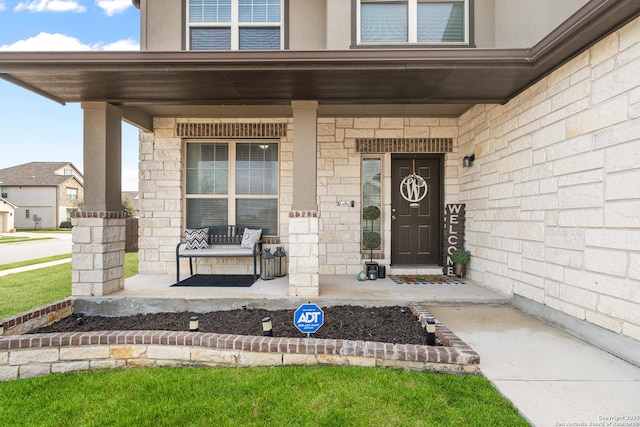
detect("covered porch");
top-left (73, 273), bottom-right (508, 316)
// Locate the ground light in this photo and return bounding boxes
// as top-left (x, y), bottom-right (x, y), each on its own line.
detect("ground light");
top-left (189, 316), bottom-right (199, 332)
top-left (262, 316), bottom-right (273, 336)
top-left (426, 317), bottom-right (436, 346)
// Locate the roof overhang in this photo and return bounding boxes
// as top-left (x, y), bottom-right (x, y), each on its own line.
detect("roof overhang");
top-left (1, 0), bottom-right (639, 127)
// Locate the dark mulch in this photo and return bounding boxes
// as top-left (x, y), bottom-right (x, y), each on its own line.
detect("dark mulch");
top-left (30, 305), bottom-right (433, 345)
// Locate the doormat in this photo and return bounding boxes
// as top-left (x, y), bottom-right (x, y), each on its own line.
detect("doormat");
top-left (172, 274), bottom-right (255, 287)
top-left (389, 275), bottom-right (464, 285)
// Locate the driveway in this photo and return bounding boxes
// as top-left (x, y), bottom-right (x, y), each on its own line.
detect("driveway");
top-left (0, 232), bottom-right (72, 264)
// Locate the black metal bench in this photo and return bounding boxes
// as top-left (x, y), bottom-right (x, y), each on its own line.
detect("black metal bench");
top-left (175, 225), bottom-right (262, 283)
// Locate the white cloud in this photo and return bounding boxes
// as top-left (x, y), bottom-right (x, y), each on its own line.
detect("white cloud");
top-left (102, 38), bottom-right (139, 51)
top-left (14, 0), bottom-right (86, 13)
top-left (95, 0), bottom-right (131, 16)
top-left (0, 32), bottom-right (139, 51)
top-left (0, 1), bottom-right (6, 12)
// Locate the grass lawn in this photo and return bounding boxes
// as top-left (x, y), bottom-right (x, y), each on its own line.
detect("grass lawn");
top-left (0, 235), bottom-right (51, 244)
top-left (0, 254), bottom-right (71, 271)
top-left (0, 366), bottom-right (528, 426)
top-left (0, 252), bottom-right (138, 319)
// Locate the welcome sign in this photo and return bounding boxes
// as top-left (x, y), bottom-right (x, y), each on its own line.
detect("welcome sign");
top-left (443, 204), bottom-right (465, 276)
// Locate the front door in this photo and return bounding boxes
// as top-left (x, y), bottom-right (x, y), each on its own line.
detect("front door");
top-left (391, 155), bottom-right (442, 265)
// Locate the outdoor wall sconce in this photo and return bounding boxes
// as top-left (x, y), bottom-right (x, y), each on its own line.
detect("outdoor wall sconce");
top-left (426, 317), bottom-right (436, 346)
top-left (273, 246), bottom-right (287, 277)
top-left (189, 316), bottom-right (199, 332)
top-left (463, 154), bottom-right (475, 168)
top-left (260, 249), bottom-right (275, 280)
top-left (262, 316), bottom-right (273, 336)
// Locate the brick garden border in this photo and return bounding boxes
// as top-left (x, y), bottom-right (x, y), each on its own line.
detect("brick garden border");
top-left (1, 300), bottom-right (479, 381)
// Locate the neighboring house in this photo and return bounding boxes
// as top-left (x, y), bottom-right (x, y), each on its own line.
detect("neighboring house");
top-left (0, 162), bottom-right (84, 229)
top-left (0, 1), bottom-right (639, 360)
top-left (0, 197), bottom-right (17, 233)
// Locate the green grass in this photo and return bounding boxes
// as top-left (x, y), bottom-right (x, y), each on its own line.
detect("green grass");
top-left (0, 367), bottom-right (528, 426)
top-left (0, 254), bottom-right (72, 271)
top-left (0, 235), bottom-right (51, 244)
top-left (15, 229), bottom-right (71, 234)
top-left (0, 252), bottom-right (138, 319)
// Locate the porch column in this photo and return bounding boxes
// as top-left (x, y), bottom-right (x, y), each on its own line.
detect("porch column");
top-left (71, 102), bottom-right (126, 296)
top-left (289, 101), bottom-right (320, 297)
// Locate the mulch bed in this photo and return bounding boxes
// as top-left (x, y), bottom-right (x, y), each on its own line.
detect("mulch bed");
top-left (30, 305), bottom-right (434, 346)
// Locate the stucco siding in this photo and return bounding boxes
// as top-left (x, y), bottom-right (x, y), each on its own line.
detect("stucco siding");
top-left (457, 16), bottom-right (640, 340)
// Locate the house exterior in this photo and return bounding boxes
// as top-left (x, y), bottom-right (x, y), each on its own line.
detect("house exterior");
top-left (0, 162), bottom-right (84, 229)
top-left (0, 0), bottom-right (638, 357)
top-left (0, 197), bottom-right (16, 233)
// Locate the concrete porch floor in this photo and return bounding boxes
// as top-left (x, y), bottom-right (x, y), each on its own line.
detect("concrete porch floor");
top-left (92, 273), bottom-right (510, 313)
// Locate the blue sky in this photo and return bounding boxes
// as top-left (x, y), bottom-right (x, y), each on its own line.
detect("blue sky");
top-left (0, 0), bottom-right (141, 190)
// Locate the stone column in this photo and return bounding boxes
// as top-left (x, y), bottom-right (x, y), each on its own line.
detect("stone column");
top-left (71, 211), bottom-right (126, 296)
top-left (72, 102), bottom-right (126, 296)
top-left (289, 101), bottom-right (320, 297)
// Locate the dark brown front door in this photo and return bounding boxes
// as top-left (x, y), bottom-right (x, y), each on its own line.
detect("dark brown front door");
top-left (391, 155), bottom-right (442, 265)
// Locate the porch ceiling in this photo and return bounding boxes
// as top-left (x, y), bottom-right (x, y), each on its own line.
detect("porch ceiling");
top-left (0, 0), bottom-right (638, 122)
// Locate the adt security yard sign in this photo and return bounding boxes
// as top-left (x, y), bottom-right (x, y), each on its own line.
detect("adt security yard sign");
top-left (294, 303), bottom-right (324, 334)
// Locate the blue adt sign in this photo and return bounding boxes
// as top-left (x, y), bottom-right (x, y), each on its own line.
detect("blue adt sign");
top-left (294, 303), bottom-right (324, 334)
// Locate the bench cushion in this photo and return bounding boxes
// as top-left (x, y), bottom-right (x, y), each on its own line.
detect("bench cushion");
top-left (180, 247), bottom-right (255, 257)
top-left (184, 228), bottom-right (209, 250)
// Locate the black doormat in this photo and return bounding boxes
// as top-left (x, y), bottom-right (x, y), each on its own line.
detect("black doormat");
top-left (172, 274), bottom-right (255, 287)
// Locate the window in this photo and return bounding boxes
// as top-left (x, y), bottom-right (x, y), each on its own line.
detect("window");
top-left (67, 188), bottom-right (78, 201)
top-left (188, 0), bottom-right (283, 50)
top-left (362, 157), bottom-right (382, 251)
top-left (64, 168), bottom-right (73, 175)
top-left (358, 0), bottom-right (468, 45)
top-left (25, 209), bottom-right (30, 219)
top-left (186, 141), bottom-right (279, 234)
top-left (0, 187), bottom-right (7, 199)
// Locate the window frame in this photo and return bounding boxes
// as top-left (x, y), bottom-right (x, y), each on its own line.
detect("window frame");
top-left (186, 0), bottom-right (285, 51)
top-left (361, 155), bottom-right (384, 254)
top-left (67, 187), bottom-right (78, 201)
top-left (184, 139), bottom-right (280, 235)
top-left (355, 0), bottom-right (471, 47)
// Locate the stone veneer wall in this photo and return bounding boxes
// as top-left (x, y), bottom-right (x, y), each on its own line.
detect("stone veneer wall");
top-left (457, 17), bottom-right (640, 340)
top-left (316, 118), bottom-right (459, 275)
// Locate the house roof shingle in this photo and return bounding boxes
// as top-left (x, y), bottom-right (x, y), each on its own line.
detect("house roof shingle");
top-left (0, 162), bottom-right (82, 187)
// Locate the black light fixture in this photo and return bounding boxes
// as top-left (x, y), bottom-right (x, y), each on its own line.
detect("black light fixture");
top-left (189, 316), bottom-right (199, 332)
top-left (262, 316), bottom-right (273, 336)
top-left (463, 154), bottom-right (475, 168)
top-left (426, 317), bottom-right (436, 346)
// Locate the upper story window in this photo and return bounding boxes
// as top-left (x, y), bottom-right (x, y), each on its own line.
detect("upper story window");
top-left (357, 0), bottom-right (469, 46)
top-left (188, 0), bottom-right (283, 51)
top-left (1, 187), bottom-right (7, 199)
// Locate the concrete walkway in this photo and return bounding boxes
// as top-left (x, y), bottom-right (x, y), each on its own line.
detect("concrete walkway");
top-left (429, 306), bottom-right (640, 427)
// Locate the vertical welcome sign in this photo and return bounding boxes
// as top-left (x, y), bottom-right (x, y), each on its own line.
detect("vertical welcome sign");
top-left (443, 204), bottom-right (465, 276)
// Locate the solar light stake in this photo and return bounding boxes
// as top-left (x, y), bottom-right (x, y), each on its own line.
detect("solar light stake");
top-left (426, 317), bottom-right (436, 346)
top-left (262, 316), bottom-right (273, 337)
top-left (189, 316), bottom-right (199, 332)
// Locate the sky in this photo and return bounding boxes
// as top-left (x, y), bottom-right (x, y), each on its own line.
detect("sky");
top-left (0, 0), bottom-right (141, 190)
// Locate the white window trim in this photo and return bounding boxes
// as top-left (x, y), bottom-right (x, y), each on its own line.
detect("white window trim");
top-left (186, 0), bottom-right (284, 51)
top-left (356, 0), bottom-right (469, 46)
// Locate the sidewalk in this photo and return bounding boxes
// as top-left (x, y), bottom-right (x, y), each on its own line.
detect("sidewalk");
top-left (429, 305), bottom-right (640, 427)
top-left (0, 258), bottom-right (71, 277)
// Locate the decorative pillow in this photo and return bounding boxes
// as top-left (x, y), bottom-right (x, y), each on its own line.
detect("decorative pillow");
top-left (184, 228), bottom-right (209, 250)
top-left (241, 228), bottom-right (262, 249)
